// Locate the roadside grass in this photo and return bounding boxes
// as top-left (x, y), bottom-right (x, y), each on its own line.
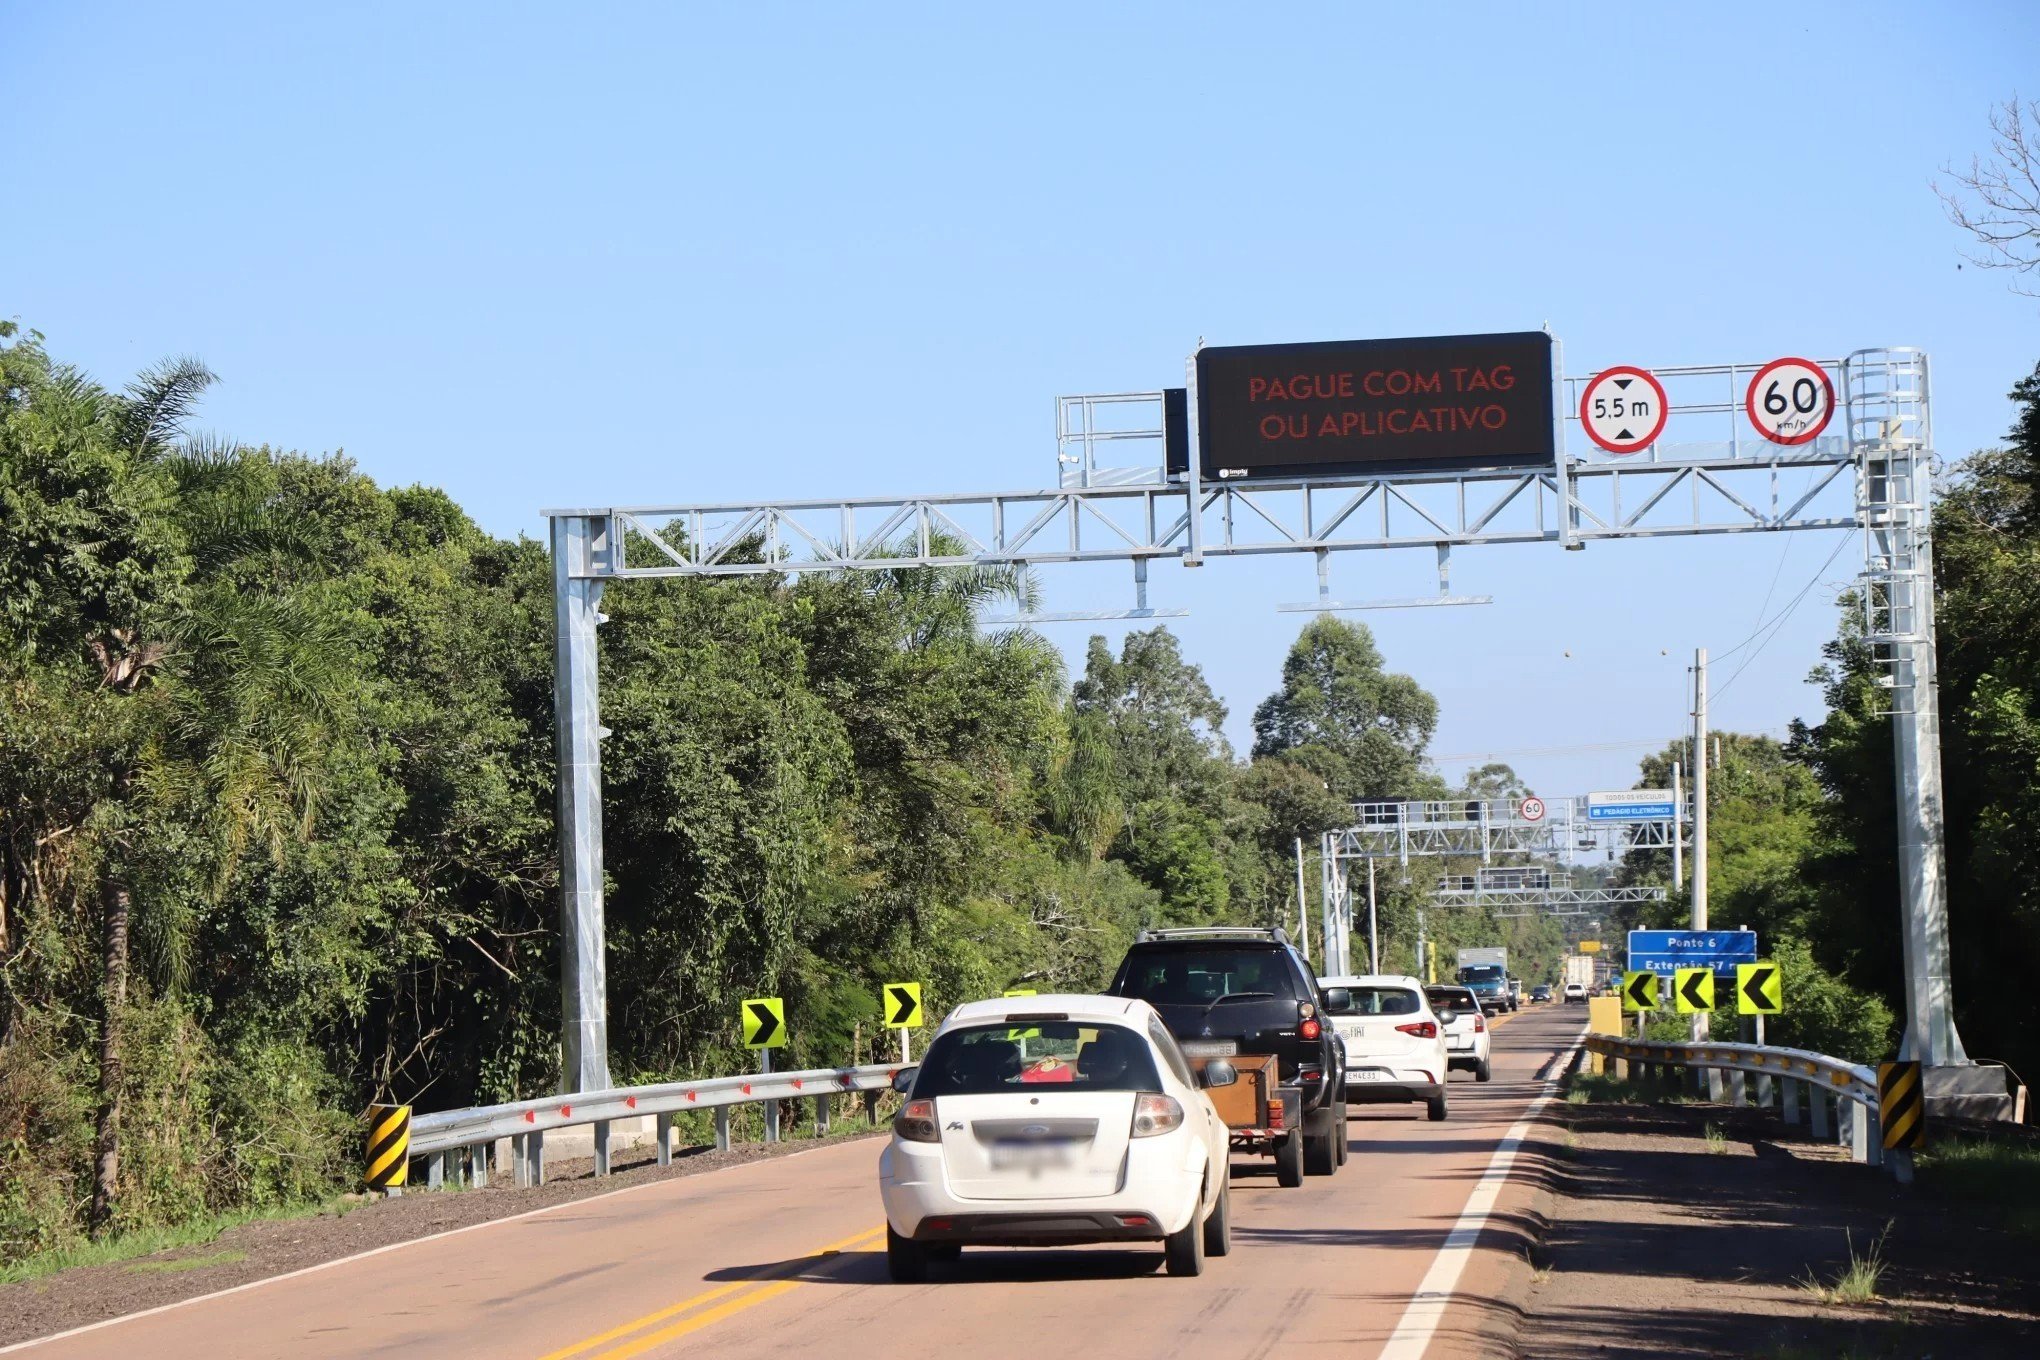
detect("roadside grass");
top-left (1915, 1133), bottom-right (2040, 1240)
top-left (1763, 1341), bottom-right (1904, 1360)
top-left (1797, 1222), bottom-right (1892, 1306)
top-left (1564, 1071), bottom-right (1692, 1106)
top-left (125, 1250), bottom-right (248, 1274)
top-left (0, 1196), bottom-right (364, 1287)
top-left (1703, 1121), bottom-right (1731, 1154)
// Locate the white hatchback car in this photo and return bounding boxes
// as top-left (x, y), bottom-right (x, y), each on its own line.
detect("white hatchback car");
top-left (1423, 983), bottom-right (1492, 1083)
top-left (1317, 975), bottom-right (1451, 1121)
top-left (879, 994), bottom-right (1235, 1281)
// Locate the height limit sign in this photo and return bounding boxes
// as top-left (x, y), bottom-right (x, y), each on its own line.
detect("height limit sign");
top-left (1579, 366), bottom-right (1668, 455)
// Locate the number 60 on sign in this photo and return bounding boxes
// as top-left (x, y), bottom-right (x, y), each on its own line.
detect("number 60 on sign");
top-left (1746, 357), bottom-right (1834, 446)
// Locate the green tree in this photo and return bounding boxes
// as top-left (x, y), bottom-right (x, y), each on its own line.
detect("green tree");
top-left (1072, 629), bottom-right (1242, 921)
top-left (1251, 617), bottom-right (1440, 802)
top-left (0, 333), bottom-right (353, 1233)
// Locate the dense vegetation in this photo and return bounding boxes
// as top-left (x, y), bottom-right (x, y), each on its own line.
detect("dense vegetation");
top-left (0, 323), bottom-right (1482, 1261)
top-left (4, 321), bottom-right (2035, 1266)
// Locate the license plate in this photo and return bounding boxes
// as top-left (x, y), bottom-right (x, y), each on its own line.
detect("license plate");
top-left (989, 1142), bottom-right (1073, 1170)
top-left (1181, 1040), bottom-right (1238, 1059)
top-left (1350, 1070), bottom-right (1389, 1083)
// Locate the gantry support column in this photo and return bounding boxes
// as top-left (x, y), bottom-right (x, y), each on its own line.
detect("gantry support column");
top-left (551, 514), bottom-right (612, 1094)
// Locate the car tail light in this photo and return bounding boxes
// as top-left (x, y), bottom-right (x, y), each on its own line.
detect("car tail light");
top-left (1115, 1213), bottom-right (1153, 1228)
top-left (1298, 1065), bottom-right (1323, 1086)
top-left (1299, 1016), bottom-right (1322, 1041)
top-left (1131, 1093), bottom-right (1184, 1138)
top-left (1268, 1100), bottom-right (1286, 1130)
top-left (1396, 1021), bottom-right (1439, 1040)
top-left (894, 1098), bottom-right (939, 1143)
top-left (1473, 1014), bottom-right (1486, 1033)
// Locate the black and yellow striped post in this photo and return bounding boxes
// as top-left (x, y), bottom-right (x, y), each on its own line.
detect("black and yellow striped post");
top-left (1877, 1060), bottom-right (1924, 1184)
top-left (365, 1103), bottom-right (411, 1195)
top-left (1879, 1061), bottom-right (1924, 1151)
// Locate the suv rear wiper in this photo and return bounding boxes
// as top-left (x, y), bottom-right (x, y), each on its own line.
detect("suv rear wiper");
top-left (1194, 991), bottom-right (1275, 1022)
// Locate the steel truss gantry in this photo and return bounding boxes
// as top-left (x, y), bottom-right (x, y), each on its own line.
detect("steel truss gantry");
top-left (1312, 798), bottom-right (1673, 975)
top-left (1327, 797), bottom-right (1685, 866)
top-left (1432, 886), bottom-right (1670, 909)
top-left (544, 347), bottom-right (1961, 1091)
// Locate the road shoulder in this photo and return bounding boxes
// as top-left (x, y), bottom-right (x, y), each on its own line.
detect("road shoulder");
top-left (0, 1128), bottom-right (884, 1351)
top-left (1519, 1093), bottom-right (2040, 1358)
top-left (1397, 1034), bottom-right (1576, 1359)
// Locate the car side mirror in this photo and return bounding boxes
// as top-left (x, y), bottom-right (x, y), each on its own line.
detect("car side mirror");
top-left (890, 1067), bottom-right (918, 1094)
top-left (1200, 1059), bottom-right (1239, 1089)
top-left (1322, 987), bottom-right (1352, 1014)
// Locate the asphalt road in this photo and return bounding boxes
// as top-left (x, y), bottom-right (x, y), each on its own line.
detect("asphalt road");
top-left (20, 1004), bottom-right (1587, 1360)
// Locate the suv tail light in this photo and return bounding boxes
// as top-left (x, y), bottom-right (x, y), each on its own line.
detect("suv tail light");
top-left (1473, 1013), bottom-right (1486, 1033)
top-left (1131, 1093), bottom-right (1184, 1138)
top-left (1395, 1021), bottom-right (1439, 1040)
top-left (1299, 1016), bottom-right (1322, 1041)
top-left (894, 1098), bottom-right (939, 1143)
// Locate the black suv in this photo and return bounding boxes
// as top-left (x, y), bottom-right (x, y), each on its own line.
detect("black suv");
top-left (1105, 927), bottom-right (1348, 1181)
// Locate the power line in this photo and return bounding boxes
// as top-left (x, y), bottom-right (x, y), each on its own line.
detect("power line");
top-left (1432, 730), bottom-right (1789, 764)
top-left (1709, 529), bottom-right (1852, 666)
top-left (1711, 531), bottom-right (1856, 703)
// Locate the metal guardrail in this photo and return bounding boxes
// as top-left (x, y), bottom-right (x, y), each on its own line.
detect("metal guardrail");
top-left (1582, 1034), bottom-right (1902, 1177)
top-left (395, 1062), bottom-right (903, 1192)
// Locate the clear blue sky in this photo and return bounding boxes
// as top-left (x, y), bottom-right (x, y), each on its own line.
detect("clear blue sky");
top-left (9, 2), bottom-right (2037, 801)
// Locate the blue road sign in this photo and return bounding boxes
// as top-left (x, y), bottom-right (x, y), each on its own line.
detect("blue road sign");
top-left (1587, 790), bottom-right (1677, 821)
top-left (1626, 929), bottom-right (1758, 978)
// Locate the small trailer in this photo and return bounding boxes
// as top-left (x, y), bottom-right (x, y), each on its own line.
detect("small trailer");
top-left (1192, 1054), bottom-right (1311, 1187)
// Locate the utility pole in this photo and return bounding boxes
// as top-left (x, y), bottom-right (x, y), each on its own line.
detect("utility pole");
top-left (1671, 760), bottom-right (1684, 890)
top-left (1294, 838), bottom-right (1311, 961)
top-left (1692, 648), bottom-right (1710, 1041)
top-left (1367, 858), bottom-right (1380, 974)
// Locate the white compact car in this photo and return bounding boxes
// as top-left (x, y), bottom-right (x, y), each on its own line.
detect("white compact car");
top-left (1318, 975), bottom-right (1451, 1121)
top-left (879, 994), bottom-right (1235, 1281)
top-left (1563, 981), bottom-right (1588, 1004)
top-left (1424, 983), bottom-right (1492, 1083)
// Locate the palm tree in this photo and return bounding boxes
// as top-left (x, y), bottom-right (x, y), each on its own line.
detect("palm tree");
top-left (84, 360), bottom-right (347, 1235)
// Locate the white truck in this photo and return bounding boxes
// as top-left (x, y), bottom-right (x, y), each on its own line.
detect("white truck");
top-left (1563, 954), bottom-right (1596, 1003)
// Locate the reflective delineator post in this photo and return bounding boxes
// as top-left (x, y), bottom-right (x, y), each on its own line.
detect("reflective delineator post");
top-left (365, 1104), bottom-right (410, 1196)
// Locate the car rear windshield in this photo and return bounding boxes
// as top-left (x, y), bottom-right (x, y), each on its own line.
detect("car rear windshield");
top-left (1425, 988), bottom-right (1478, 1013)
top-left (1113, 947), bottom-right (1304, 1006)
top-left (1326, 985), bottom-right (1424, 1016)
top-left (914, 1022), bottom-right (1163, 1096)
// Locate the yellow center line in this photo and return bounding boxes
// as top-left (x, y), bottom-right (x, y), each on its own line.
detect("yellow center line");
top-left (536, 1225), bottom-right (884, 1360)
top-left (587, 1277), bottom-right (807, 1360)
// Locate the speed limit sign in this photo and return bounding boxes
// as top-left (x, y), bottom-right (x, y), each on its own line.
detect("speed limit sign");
top-left (1578, 366), bottom-right (1668, 455)
top-left (1519, 796), bottom-right (1546, 822)
top-left (1745, 357), bottom-right (1835, 446)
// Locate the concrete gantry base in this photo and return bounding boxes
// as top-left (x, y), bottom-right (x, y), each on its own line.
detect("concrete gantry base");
top-left (1925, 1063), bottom-right (2017, 1123)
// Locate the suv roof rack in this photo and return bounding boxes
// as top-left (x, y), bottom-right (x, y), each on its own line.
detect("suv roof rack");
top-left (1134, 926), bottom-right (1292, 946)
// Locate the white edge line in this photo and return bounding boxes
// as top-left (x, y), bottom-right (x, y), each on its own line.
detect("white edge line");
top-left (0, 1136), bottom-right (869, 1354)
top-left (1376, 1028), bottom-right (1586, 1360)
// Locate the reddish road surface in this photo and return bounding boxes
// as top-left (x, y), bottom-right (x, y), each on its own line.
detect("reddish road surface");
top-left (14, 1006), bottom-right (1585, 1360)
